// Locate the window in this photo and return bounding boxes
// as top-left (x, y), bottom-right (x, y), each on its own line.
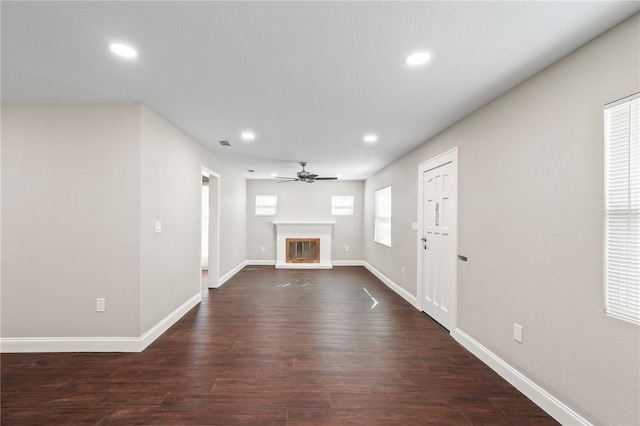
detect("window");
top-left (255, 195), bottom-right (277, 216)
top-left (374, 186), bottom-right (392, 247)
top-left (604, 93), bottom-right (639, 325)
top-left (332, 195), bottom-right (354, 216)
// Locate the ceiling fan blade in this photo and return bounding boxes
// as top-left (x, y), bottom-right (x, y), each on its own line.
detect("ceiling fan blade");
top-left (277, 163), bottom-right (337, 183)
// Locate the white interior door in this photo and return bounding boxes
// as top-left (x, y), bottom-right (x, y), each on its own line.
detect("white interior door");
top-left (418, 149), bottom-right (457, 331)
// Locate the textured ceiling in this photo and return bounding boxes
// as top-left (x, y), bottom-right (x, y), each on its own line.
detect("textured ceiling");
top-left (2, 1), bottom-right (639, 180)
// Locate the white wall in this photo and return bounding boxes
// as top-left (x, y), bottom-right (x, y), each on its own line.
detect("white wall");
top-left (246, 180), bottom-right (364, 262)
top-left (219, 168), bottom-right (247, 276)
top-left (139, 106), bottom-right (247, 332)
top-left (363, 14), bottom-right (639, 425)
top-left (365, 166), bottom-right (421, 293)
top-left (1, 103), bottom-right (248, 345)
top-left (140, 105), bottom-right (200, 333)
top-left (1, 104), bottom-right (142, 337)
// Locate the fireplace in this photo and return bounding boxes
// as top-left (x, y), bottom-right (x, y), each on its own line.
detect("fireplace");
top-left (286, 238), bottom-right (320, 263)
top-left (274, 220), bottom-right (335, 269)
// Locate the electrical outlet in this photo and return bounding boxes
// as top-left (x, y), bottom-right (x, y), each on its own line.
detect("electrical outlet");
top-left (401, 266), bottom-right (405, 275)
top-left (96, 298), bottom-right (106, 312)
top-left (345, 246), bottom-right (350, 252)
top-left (261, 246), bottom-right (265, 252)
top-left (513, 323), bottom-right (523, 343)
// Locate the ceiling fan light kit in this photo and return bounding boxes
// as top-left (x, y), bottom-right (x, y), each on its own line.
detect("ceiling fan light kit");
top-left (275, 162), bottom-right (338, 183)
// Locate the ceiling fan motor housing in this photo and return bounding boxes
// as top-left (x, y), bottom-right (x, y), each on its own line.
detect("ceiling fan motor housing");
top-left (275, 162), bottom-right (337, 183)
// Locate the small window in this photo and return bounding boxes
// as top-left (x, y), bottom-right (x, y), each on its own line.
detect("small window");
top-left (604, 93), bottom-right (639, 325)
top-left (332, 195), bottom-right (354, 216)
top-left (374, 186), bottom-right (392, 247)
top-left (255, 195), bottom-right (277, 217)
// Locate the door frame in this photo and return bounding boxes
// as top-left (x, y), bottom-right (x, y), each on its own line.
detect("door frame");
top-left (202, 167), bottom-right (221, 288)
top-left (417, 147), bottom-right (458, 331)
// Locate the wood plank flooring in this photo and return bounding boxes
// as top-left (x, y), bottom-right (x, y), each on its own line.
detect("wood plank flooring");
top-left (1, 266), bottom-right (558, 425)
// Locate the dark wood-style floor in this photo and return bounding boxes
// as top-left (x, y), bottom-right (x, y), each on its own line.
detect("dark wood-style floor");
top-left (1, 266), bottom-right (558, 425)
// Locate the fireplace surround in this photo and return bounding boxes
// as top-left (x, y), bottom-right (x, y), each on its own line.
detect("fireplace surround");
top-left (273, 220), bottom-right (335, 269)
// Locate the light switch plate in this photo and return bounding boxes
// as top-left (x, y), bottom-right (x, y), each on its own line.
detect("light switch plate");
top-left (96, 298), bottom-right (106, 312)
top-left (513, 323), bottom-right (523, 343)
top-left (154, 220), bottom-right (162, 233)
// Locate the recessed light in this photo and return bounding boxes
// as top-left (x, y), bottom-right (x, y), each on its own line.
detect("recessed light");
top-left (109, 43), bottom-right (138, 58)
top-left (270, 173), bottom-right (278, 177)
top-left (404, 51), bottom-right (431, 66)
top-left (241, 131), bottom-right (255, 141)
top-left (363, 134), bottom-right (378, 143)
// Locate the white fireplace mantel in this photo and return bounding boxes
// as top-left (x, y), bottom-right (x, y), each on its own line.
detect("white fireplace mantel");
top-left (274, 220), bottom-right (335, 269)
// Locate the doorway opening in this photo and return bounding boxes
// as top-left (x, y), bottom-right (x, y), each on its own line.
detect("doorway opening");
top-left (201, 168), bottom-right (220, 291)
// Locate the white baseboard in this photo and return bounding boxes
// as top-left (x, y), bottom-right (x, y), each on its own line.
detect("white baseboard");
top-left (452, 329), bottom-right (591, 426)
top-left (246, 259), bottom-right (277, 266)
top-left (247, 260), bottom-right (364, 267)
top-left (242, 260), bottom-right (363, 268)
top-left (332, 260), bottom-right (365, 266)
top-left (139, 292), bottom-right (202, 351)
top-left (275, 263), bottom-right (333, 269)
top-left (1, 292), bottom-right (202, 353)
top-left (217, 260), bottom-right (279, 286)
top-left (248, 260), bottom-right (363, 268)
top-left (363, 261), bottom-right (418, 308)
top-left (0, 336), bottom-right (142, 353)
top-left (217, 260), bottom-right (249, 287)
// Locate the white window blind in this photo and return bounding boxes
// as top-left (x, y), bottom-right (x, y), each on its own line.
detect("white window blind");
top-left (255, 195), bottom-right (277, 217)
top-left (332, 195), bottom-right (354, 216)
top-left (604, 94), bottom-right (639, 325)
top-left (374, 186), bottom-right (392, 247)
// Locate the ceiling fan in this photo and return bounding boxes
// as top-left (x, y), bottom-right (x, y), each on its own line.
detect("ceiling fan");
top-left (274, 162), bottom-right (338, 183)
